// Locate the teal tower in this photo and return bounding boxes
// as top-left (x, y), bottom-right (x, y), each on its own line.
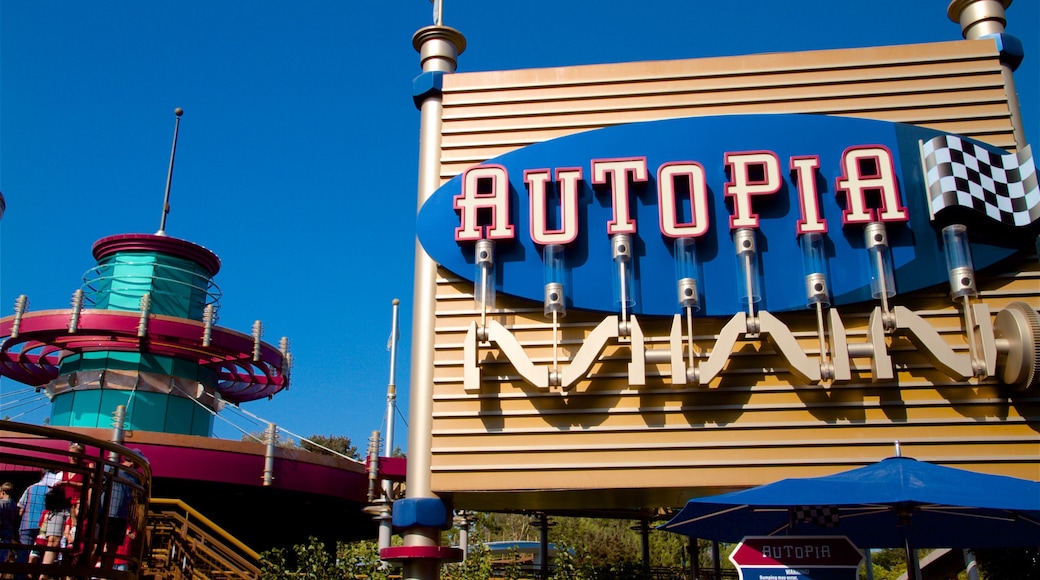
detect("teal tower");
top-left (51, 234), bottom-right (223, 434)
top-left (2, 233), bottom-right (290, 437)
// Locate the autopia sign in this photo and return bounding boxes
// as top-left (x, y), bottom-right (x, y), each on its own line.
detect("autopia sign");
top-left (729, 536), bottom-right (863, 580)
top-left (416, 114), bottom-right (1023, 317)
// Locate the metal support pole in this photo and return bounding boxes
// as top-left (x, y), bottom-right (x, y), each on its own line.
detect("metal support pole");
top-left (379, 299), bottom-right (401, 557)
top-left (405, 23), bottom-right (466, 580)
top-left (367, 431), bottom-right (381, 503)
top-left (539, 513), bottom-right (549, 580)
top-left (385, 299), bottom-right (400, 460)
top-left (262, 422), bottom-right (276, 486)
top-left (111, 405), bottom-right (126, 446)
top-left (457, 512), bottom-right (470, 561)
top-left (158, 108), bottom-right (183, 235)
top-left (948, 0), bottom-right (1027, 147)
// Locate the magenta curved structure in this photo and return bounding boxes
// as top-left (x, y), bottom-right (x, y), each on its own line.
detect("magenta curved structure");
top-left (0, 309), bottom-right (288, 402)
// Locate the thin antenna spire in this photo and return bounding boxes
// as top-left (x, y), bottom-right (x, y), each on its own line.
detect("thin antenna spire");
top-left (157, 107), bottom-right (184, 236)
top-left (431, 0), bottom-right (443, 26)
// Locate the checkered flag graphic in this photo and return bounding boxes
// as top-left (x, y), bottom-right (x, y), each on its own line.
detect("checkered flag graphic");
top-left (793, 505), bottom-right (841, 528)
top-left (921, 135), bottom-right (1038, 228)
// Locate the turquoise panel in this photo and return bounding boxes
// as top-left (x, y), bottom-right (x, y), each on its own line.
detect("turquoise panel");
top-left (59, 351), bottom-right (137, 374)
top-left (121, 391), bottom-right (167, 432)
top-left (53, 389), bottom-right (212, 435)
top-left (66, 389), bottom-right (104, 428)
top-left (138, 354), bottom-right (176, 375)
top-left (150, 257), bottom-right (211, 320)
top-left (50, 393), bottom-right (75, 426)
top-left (191, 403), bottom-right (214, 436)
top-left (105, 352), bottom-right (143, 369)
top-left (99, 390), bottom-right (134, 421)
top-left (97, 255), bottom-right (159, 312)
top-left (164, 396), bottom-right (205, 435)
top-left (92, 251), bottom-right (212, 319)
top-left (197, 365), bottom-right (217, 387)
top-left (57, 351), bottom-right (105, 375)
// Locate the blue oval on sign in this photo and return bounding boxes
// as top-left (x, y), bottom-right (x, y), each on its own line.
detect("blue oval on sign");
top-left (416, 114), bottom-right (1018, 317)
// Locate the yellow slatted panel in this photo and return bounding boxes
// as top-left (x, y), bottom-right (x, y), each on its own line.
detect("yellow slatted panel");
top-left (443, 40), bottom-right (999, 91)
top-left (429, 263), bottom-right (1040, 506)
top-left (437, 39), bottom-right (1014, 180)
top-left (440, 104), bottom-right (1013, 151)
top-left (441, 81), bottom-right (1006, 123)
top-left (425, 37), bottom-right (1039, 510)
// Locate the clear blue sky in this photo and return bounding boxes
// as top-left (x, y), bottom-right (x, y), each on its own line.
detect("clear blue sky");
top-left (1, 1), bottom-right (1037, 454)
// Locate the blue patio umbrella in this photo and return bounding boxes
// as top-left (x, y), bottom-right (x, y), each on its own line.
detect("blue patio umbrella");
top-left (660, 456), bottom-right (1040, 550)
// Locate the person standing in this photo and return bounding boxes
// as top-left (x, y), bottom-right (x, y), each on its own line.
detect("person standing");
top-left (0, 482), bottom-right (18, 568)
top-left (99, 456), bottom-right (140, 572)
top-left (14, 472), bottom-right (51, 580)
top-left (54, 443), bottom-right (88, 567)
top-left (38, 475), bottom-right (71, 570)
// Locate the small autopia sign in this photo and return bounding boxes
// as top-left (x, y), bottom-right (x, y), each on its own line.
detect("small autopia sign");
top-left (729, 535), bottom-right (864, 580)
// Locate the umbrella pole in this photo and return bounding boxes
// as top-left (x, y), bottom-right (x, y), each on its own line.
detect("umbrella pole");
top-left (639, 518), bottom-right (651, 578)
top-left (689, 538), bottom-right (699, 580)
top-left (712, 540), bottom-right (722, 580)
top-left (905, 538), bottom-right (922, 580)
top-left (964, 550), bottom-right (979, 580)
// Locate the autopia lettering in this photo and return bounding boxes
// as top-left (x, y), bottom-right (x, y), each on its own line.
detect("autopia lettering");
top-left (416, 114), bottom-right (1018, 316)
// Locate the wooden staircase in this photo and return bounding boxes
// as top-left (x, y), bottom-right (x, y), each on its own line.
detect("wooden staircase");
top-left (140, 498), bottom-right (260, 580)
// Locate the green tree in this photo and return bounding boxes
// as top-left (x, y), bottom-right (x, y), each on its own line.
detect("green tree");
top-left (550, 543), bottom-right (591, 580)
top-left (261, 538), bottom-right (394, 580)
top-left (552, 517), bottom-right (640, 567)
top-left (974, 548), bottom-right (1040, 580)
top-left (864, 548), bottom-right (907, 580)
top-left (338, 540), bottom-right (391, 579)
top-left (442, 544), bottom-right (494, 580)
top-left (241, 431), bottom-right (360, 460)
top-left (650, 527), bottom-right (691, 569)
top-left (302, 434), bottom-right (359, 459)
top-left (242, 428), bottom-right (297, 448)
top-left (261, 537), bottom-right (346, 580)
top-left (478, 512), bottom-right (537, 543)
